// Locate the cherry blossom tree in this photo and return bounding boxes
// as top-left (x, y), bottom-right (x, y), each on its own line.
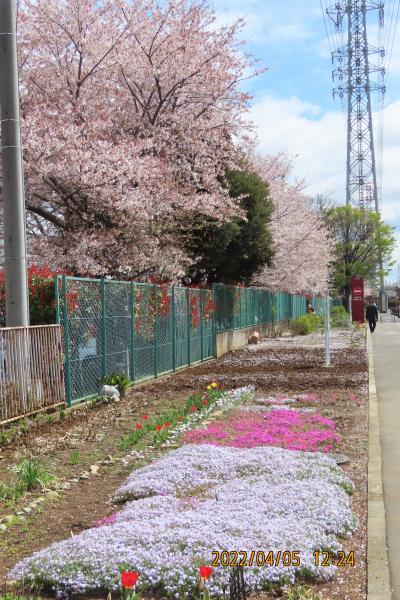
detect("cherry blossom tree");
top-left (14, 0), bottom-right (256, 278)
top-left (252, 154), bottom-right (334, 294)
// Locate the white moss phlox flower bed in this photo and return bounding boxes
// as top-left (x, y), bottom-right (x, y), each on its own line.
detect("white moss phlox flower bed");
top-left (9, 445), bottom-right (356, 598)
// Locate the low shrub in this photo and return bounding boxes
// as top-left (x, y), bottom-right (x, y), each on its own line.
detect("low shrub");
top-left (291, 314), bottom-right (323, 335)
top-left (331, 305), bottom-right (350, 328)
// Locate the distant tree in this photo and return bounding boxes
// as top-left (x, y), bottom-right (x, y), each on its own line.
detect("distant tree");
top-left (185, 170), bottom-right (274, 284)
top-left (253, 154), bottom-right (334, 294)
top-left (324, 205), bottom-right (396, 307)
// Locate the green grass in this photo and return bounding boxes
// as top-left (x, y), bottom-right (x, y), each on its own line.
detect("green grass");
top-left (0, 455), bottom-right (54, 504)
top-left (283, 586), bottom-right (323, 600)
top-left (69, 450), bottom-right (81, 465)
top-left (0, 594), bottom-right (44, 600)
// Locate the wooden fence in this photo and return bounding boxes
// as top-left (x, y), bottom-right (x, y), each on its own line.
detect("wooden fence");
top-left (0, 325), bottom-right (65, 423)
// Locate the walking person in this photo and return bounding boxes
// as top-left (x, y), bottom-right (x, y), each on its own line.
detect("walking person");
top-left (366, 299), bottom-right (378, 333)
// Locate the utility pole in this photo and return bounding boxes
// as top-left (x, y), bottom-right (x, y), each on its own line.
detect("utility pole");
top-left (0, 0), bottom-right (29, 326)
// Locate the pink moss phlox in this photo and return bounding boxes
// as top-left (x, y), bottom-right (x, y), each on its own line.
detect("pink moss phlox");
top-left (181, 409), bottom-right (341, 452)
top-left (95, 513), bottom-right (118, 527)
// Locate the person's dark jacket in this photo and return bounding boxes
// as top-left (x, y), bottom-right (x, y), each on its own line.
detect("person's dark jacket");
top-left (366, 304), bottom-right (378, 322)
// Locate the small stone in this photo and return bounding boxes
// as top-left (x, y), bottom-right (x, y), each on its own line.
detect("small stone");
top-left (23, 507), bottom-right (32, 514)
top-left (248, 331), bottom-right (260, 345)
top-left (329, 453), bottom-right (350, 465)
top-left (62, 482), bottom-right (71, 490)
top-left (69, 478), bottom-right (79, 484)
top-left (16, 511), bottom-right (24, 516)
top-left (79, 473), bottom-right (90, 480)
top-left (0, 524), bottom-right (7, 532)
top-left (36, 497), bottom-right (46, 503)
top-left (47, 490), bottom-right (59, 499)
top-left (90, 464), bottom-right (99, 475)
top-left (211, 411), bottom-right (224, 418)
top-left (100, 385), bottom-right (120, 400)
top-left (2, 515), bottom-right (14, 524)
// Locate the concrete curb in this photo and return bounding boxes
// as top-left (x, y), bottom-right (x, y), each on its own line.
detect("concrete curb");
top-left (367, 331), bottom-right (391, 599)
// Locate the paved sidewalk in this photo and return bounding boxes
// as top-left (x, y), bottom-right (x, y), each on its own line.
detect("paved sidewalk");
top-left (371, 316), bottom-right (400, 599)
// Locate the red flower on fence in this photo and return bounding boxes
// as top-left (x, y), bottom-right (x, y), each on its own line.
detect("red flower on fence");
top-left (190, 294), bottom-right (200, 328)
top-left (202, 296), bottom-right (215, 321)
top-left (121, 571), bottom-right (139, 588)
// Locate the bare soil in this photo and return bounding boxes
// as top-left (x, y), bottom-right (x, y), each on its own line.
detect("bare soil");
top-left (0, 328), bottom-right (368, 600)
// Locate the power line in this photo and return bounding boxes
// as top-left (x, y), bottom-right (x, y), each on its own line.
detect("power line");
top-left (320, 0), bottom-right (334, 56)
top-left (386, 0), bottom-right (400, 76)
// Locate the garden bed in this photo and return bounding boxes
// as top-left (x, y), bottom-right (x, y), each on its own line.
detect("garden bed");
top-left (0, 327), bottom-right (368, 599)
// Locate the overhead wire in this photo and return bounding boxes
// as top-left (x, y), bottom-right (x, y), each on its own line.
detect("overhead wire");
top-left (386, 0), bottom-right (400, 76)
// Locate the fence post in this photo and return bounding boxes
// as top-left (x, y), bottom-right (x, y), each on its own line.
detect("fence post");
top-left (171, 285), bottom-right (176, 371)
top-left (200, 290), bottom-right (204, 362)
top-left (101, 279), bottom-right (106, 378)
top-left (61, 275), bottom-right (72, 407)
top-left (54, 276), bottom-right (60, 324)
top-left (154, 285), bottom-right (158, 378)
top-left (187, 287), bottom-right (191, 366)
top-left (212, 285), bottom-right (217, 358)
top-left (130, 282), bottom-right (135, 382)
top-left (239, 287), bottom-right (242, 329)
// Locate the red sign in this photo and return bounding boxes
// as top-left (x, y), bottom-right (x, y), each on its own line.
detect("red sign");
top-left (351, 276), bottom-right (364, 323)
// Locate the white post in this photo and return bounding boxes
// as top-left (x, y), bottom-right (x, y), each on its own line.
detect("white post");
top-left (325, 291), bottom-right (331, 368)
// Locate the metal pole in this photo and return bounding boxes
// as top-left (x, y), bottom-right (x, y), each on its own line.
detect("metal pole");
top-left (187, 287), bottom-right (191, 366)
top-left (200, 290), bottom-right (204, 362)
top-left (101, 279), bottom-right (106, 378)
top-left (153, 284), bottom-right (158, 377)
top-left (325, 291), bottom-right (331, 368)
top-left (130, 282), bottom-right (135, 381)
top-left (0, 0), bottom-right (29, 326)
top-left (171, 285), bottom-right (176, 371)
top-left (62, 275), bottom-right (72, 406)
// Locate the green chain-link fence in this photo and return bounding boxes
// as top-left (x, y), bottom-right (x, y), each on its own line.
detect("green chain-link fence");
top-left (56, 276), bottom-right (214, 405)
top-left (213, 284), bottom-right (307, 331)
top-left (312, 295), bottom-right (342, 315)
top-left (56, 277), bottom-right (313, 405)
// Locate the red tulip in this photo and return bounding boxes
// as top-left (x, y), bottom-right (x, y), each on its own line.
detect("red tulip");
top-left (164, 421), bottom-right (171, 428)
top-left (202, 399), bottom-right (207, 406)
top-left (136, 423), bottom-right (142, 430)
top-left (178, 415), bottom-right (183, 421)
top-left (190, 404), bottom-right (196, 413)
top-left (199, 566), bottom-right (213, 580)
top-left (142, 415), bottom-right (148, 420)
top-left (121, 571), bottom-right (139, 588)
top-left (155, 424), bottom-right (162, 431)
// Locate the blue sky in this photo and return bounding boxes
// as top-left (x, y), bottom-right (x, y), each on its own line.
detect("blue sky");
top-left (213, 0), bottom-right (400, 282)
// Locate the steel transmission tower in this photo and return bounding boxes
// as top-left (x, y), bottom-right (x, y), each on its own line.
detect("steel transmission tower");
top-left (327, 1), bottom-right (385, 211)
